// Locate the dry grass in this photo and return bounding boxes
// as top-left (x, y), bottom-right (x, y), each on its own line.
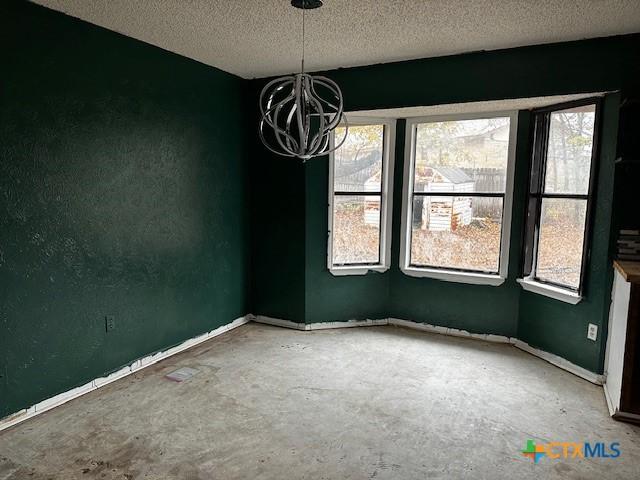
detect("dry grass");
top-left (333, 206), bottom-right (585, 286)
top-left (332, 206), bottom-right (380, 264)
top-left (537, 222), bottom-right (585, 288)
top-left (411, 220), bottom-right (501, 272)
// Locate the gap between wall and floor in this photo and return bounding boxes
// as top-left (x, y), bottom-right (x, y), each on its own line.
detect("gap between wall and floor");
top-left (0, 314), bottom-right (605, 432)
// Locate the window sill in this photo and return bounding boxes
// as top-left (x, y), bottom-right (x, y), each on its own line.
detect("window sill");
top-left (517, 278), bottom-right (582, 305)
top-left (329, 265), bottom-right (389, 276)
top-left (401, 266), bottom-right (505, 286)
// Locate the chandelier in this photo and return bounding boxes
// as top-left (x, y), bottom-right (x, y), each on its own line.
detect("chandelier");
top-left (258, 0), bottom-right (348, 160)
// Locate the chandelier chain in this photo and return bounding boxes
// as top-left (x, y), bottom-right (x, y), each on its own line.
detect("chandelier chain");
top-left (301, 2), bottom-right (305, 73)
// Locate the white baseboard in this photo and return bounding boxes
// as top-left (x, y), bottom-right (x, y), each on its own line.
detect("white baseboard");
top-left (308, 318), bottom-right (389, 330)
top-left (604, 381), bottom-right (640, 423)
top-left (251, 315), bottom-right (307, 330)
top-left (0, 315), bottom-right (251, 433)
top-left (253, 315), bottom-right (603, 385)
top-left (388, 318), bottom-right (511, 344)
top-left (391, 319), bottom-right (602, 384)
top-left (603, 381), bottom-right (616, 416)
top-left (510, 339), bottom-right (604, 385)
top-left (253, 315), bottom-right (388, 331)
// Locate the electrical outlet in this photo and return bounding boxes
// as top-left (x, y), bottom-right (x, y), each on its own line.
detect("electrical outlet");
top-left (105, 315), bottom-right (115, 332)
top-left (587, 323), bottom-right (598, 341)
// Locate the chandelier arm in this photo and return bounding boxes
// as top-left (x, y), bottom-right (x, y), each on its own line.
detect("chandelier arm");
top-left (263, 94), bottom-right (299, 156)
top-left (302, 76), bottom-right (313, 152)
top-left (285, 102), bottom-right (300, 153)
top-left (326, 105), bottom-right (345, 131)
top-left (310, 75), bottom-right (340, 86)
top-left (310, 77), bottom-right (340, 100)
top-left (262, 90), bottom-right (296, 135)
top-left (258, 120), bottom-right (296, 157)
top-left (263, 93), bottom-right (299, 153)
top-left (311, 77), bottom-right (345, 130)
top-left (259, 77), bottom-right (293, 116)
top-left (307, 122), bottom-right (325, 156)
top-left (263, 108), bottom-right (299, 155)
top-left (304, 79), bottom-right (327, 154)
top-left (262, 89), bottom-right (294, 128)
top-left (317, 114), bottom-right (349, 157)
top-left (303, 106), bottom-right (311, 152)
top-left (309, 84), bottom-right (339, 113)
top-left (305, 111), bottom-right (348, 158)
top-left (294, 75), bottom-right (306, 155)
top-left (333, 115), bottom-right (349, 151)
top-left (265, 82), bottom-right (294, 119)
top-left (318, 134), bottom-right (330, 154)
top-left (312, 100), bottom-right (343, 135)
top-left (272, 100), bottom-right (300, 154)
top-left (259, 112), bottom-right (298, 157)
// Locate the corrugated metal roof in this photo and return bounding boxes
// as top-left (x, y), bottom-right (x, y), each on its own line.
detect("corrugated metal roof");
top-left (433, 167), bottom-right (474, 184)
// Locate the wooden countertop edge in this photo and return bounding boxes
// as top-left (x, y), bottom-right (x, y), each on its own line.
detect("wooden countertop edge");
top-left (614, 260), bottom-right (640, 283)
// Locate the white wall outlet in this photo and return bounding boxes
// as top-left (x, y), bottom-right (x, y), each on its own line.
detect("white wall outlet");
top-left (587, 323), bottom-right (598, 341)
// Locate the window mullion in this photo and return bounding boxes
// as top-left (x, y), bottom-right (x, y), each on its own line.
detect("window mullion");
top-left (412, 192), bottom-right (505, 197)
top-left (334, 191), bottom-right (382, 196)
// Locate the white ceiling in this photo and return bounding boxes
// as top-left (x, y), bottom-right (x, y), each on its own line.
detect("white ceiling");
top-left (33, 0), bottom-right (640, 79)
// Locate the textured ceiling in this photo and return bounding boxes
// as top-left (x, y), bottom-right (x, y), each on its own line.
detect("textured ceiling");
top-left (33, 0), bottom-right (640, 79)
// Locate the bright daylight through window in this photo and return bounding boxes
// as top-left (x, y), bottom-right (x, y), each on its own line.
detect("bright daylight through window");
top-left (401, 114), bottom-right (516, 282)
top-left (522, 100), bottom-right (599, 294)
top-left (329, 120), bottom-right (394, 274)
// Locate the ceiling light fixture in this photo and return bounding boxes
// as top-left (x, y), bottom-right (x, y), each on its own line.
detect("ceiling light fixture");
top-left (258, 0), bottom-right (348, 160)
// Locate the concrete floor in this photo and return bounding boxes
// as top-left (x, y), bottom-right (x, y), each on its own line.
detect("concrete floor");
top-left (1, 323), bottom-right (639, 479)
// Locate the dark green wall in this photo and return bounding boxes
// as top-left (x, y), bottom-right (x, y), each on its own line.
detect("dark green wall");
top-left (250, 34), bottom-right (640, 372)
top-left (0, 1), bottom-right (249, 418)
top-left (250, 150), bottom-right (307, 322)
top-left (247, 78), bottom-right (306, 321)
top-left (304, 158), bottom-right (390, 324)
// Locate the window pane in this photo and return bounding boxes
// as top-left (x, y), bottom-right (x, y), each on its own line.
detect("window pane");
top-left (414, 117), bottom-right (510, 193)
top-left (410, 196), bottom-right (503, 273)
top-left (536, 198), bottom-right (587, 289)
top-left (544, 104), bottom-right (595, 195)
top-left (333, 125), bottom-right (384, 193)
top-left (332, 195), bottom-right (381, 265)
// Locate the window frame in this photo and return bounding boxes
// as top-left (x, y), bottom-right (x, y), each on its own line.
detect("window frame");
top-left (519, 97), bottom-right (602, 304)
top-left (399, 111), bottom-right (519, 286)
top-left (327, 116), bottom-right (396, 276)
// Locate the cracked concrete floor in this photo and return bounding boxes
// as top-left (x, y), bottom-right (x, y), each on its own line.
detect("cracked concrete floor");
top-left (1, 323), bottom-right (639, 479)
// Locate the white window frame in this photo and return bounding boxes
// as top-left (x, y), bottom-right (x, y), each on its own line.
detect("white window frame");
top-left (517, 277), bottom-right (582, 304)
top-left (399, 111), bottom-right (518, 286)
top-left (328, 116), bottom-right (396, 276)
